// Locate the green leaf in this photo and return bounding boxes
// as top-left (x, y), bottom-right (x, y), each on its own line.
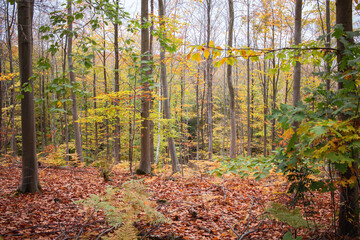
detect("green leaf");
top-left (283, 231), bottom-right (293, 240)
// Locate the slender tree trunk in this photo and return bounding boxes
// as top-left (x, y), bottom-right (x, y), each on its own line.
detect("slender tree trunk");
top-left (336, 0), bottom-right (359, 236)
top-left (227, 0), bottom-right (236, 158)
top-left (114, 1), bottom-right (121, 162)
top-left (262, 34), bottom-right (268, 157)
top-left (158, 0), bottom-right (180, 172)
top-left (138, 0), bottom-right (152, 174)
top-left (246, 0), bottom-right (251, 156)
top-left (67, 0), bottom-right (83, 162)
top-left (222, 55), bottom-right (226, 157)
top-left (293, 0), bottom-right (302, 107)
top-left (0, 48), bottom-right (3, 154)
top-left (102, 27), bottom-right (110, 162)
top-left (155, 79), bottom-right (162, 164)
top-left (17, 0), bottom-right (41, 193)
top-left (62, 38), bottom-right (70, 162)
top-left (206, 0), bottom-right (213, 160)
top-left (93, 55), bottom-right (98, 160)
top-left (149, 0), bottom-right (155, 165)
top-left (196, 64), bottom-right (200, 161)
top-left (325, 0), bottom-right (331, 91)
top-left (6, 2), bottom-right (17, 156)
top-left (51, 55), bottom-right (57, 151)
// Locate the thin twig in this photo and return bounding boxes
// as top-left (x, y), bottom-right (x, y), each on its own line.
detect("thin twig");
top-left (140, 223), bottom-right (161, 240)
top-left (75, 208), bottom-right (96, 240)
top-left (242, 197), bottom-right (255, 235)
top-left (95, 226), bottom-right (115, 240)
top-left (220, 211), bottom-right (241, 238)
top-left (238, 219), bottom-right (264, 240)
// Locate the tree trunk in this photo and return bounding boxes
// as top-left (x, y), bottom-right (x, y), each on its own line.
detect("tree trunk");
top-left (336, 0), bottom-right (359, 236)
top-left (246, 0), bottom-right (251, 156)
top-left (93, 54), bottom-right (98, 160)
top-left (102, 26), bottom-right (110, 162)
top-left (17, 0), bottom-right (41, 193)
top-left (0, 48), bottom-right (3, 154)
top-left (292, 0), bottom-right (302, 107)
top-left (227, 0), bottom-right (236, 158)
top-left (6, 2), bottom-right (17, 156)
top-left (67, 0), bottom-right (83, 162)
top-left (158, 0), bottom-right (180, 173)
top-left (206, 0), bottom-right (213, 161)
top-left (325, 0), bottom-right (331, 91)
top-left (138, 0), bottom-right (152, 174)
top-left (196, 64), bottom-right (200, 161)
top-left (113, 0), bottom-right (121, 163)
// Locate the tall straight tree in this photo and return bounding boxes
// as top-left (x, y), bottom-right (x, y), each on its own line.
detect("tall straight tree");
top-left (205, 0), bottom-right (213, 160)
top-left (113, 0), bottom-right (121, 162)
top-left (137, 0), bottom-right (152, 174)
top-left (292, 0), bottom-right (302, 107)
top-left (67, 0), bottom-right (83, 162)
top-left (158, 0), bottom-right (180, 173)
top-left (17, 0), bottom-right (41, 193)
top-left (246, 0), bottom-right (251, 156)
top-left (0, 47), bottom-right (3, 154)
top-left (227, 0), bottom-right (236, 158)
top-left (336, 0), bottom-right (359, 236)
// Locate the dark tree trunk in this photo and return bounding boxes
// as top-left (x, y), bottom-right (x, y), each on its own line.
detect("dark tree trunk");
top-left (17, 0), bottom-right (41, 193)
top-left (336, 0), bottom-right (359, 236)
top-left (138, 0), bottom-right (152, 174)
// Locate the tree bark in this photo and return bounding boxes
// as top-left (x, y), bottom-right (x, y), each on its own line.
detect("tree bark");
top-left (113, 0), bottom-right (121, 163)
top-left (336, 0), bottom-right (359, 236)
top-left (0, 47), bottom-right (3, 154)
top-left (17, 0), bottom-right (41, 193)
top-left (227, 0), bottom-right (236, 159)
top-left (6, 2), bottom-right (17, 156)
top-left (292, 0), bottom-right (302, 107)
top-left (158, 0), bottom-right (180, 173)
top-left (246, 0), bottom-right (251, 156)
top-left (206, 0), bottom-right (213, 161)
top-left (325, 0), bottom-right (331, 91)
top-left (67, 0), bottom-right (83, 162)
top-left (138, 0), bottom-right (152, 174)
top-left (93, 54), bottom-right (98, 160)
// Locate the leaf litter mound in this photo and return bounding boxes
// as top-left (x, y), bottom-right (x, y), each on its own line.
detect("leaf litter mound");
top-left (0, 162), bottom-right (338, 239)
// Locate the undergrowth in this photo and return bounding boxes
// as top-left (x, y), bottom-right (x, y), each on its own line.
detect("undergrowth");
top-left (76, 180), bottom-right (168, 239)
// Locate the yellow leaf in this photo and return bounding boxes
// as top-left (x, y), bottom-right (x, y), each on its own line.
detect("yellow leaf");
top-left (191, 52), bottom-right (202, 62)
top-left (209, 40), bottom-right (215, 48)
top-left (204, 49), bottom-right (210, 59)
top-left (57, 101), bottom-right (62, 107)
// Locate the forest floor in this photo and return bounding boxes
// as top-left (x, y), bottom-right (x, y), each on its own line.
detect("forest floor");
top-left (0, 160), bottom-right (342, 239)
